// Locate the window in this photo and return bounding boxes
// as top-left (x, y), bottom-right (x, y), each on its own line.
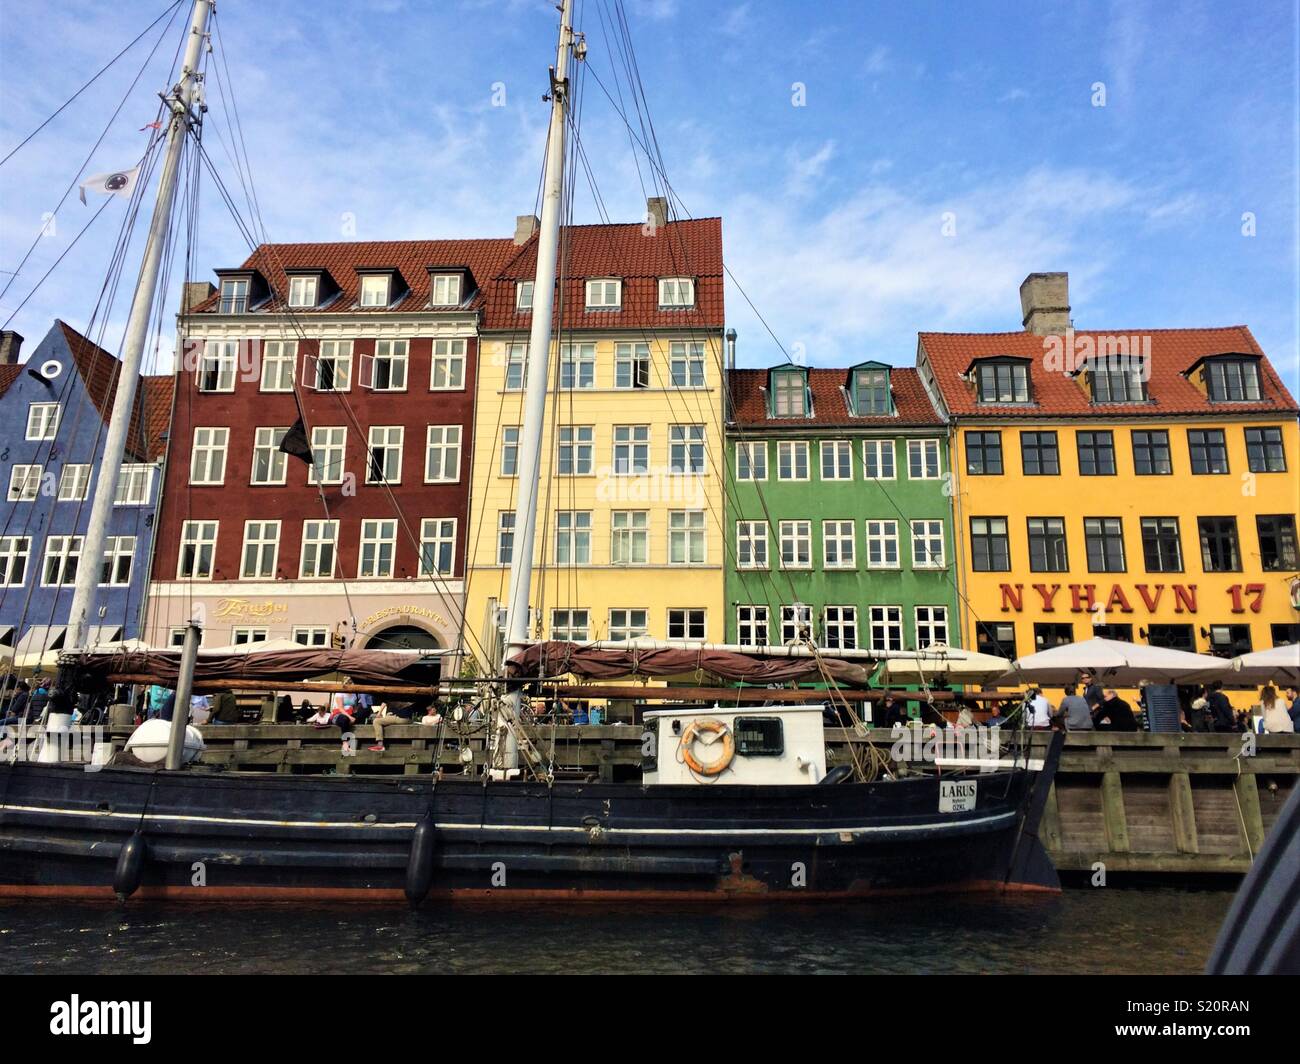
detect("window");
top-left (670, 341), bottom-right (705, 387)
top-left (313, 340), bottom-right (352, 391)
top-left (429, 273), bottom-right (462, 307)
top-left (1188, 429), bottom-right (1228, 474)
top-left (1084, 517), bottom-right (1127, 573)
top-left (58, 464), bottom-right (90, 501)
top-left (1197, 517), bottom-right (1240, 572)
top-left (424, 425), bottom-right (462, 483)
top-left (976, 361), bottom-right (1030, 403)
top-left (736, 521), bottom-right (768, 568)
top-left (1208, 624), bottom-right (1252, 658)
top-left (911, 520), bottom-right (945, 568)
top-left (736, 441), bottom-right (767, 480)
top-left (777, 440), bottom-right (809, 480)
top-left (1131, 430), bottom-right (1172, 475)
top-left (966, 431), bottom-right (1003, 475)
top-left (308, 427), bottom-right (346, 484)
top-left (779, 520), bottom-right (811, 569)
top-left (190, 427), bottom-right (228, 484)
top-left (737, 605), bottom-right (769, 647)
top-left (659, 277), bottom-right (695, 307)
top-left (916, 606), bottom-right (949, 649)
top-left (1034, 622), bottom-right (1074, 650)
top-left (1148, 624), bottom-right (1196, 652)
top-left (293, 626), bottom-right (329, 647)
top-left (499, 426), bottom-right (519, 477)
top-left (250, 427), bottom-right (288, 485)
top-left (1076, 430), bottom-right (1116, 475)
top-left (669, 510), bottom-right (706, 564)
top-left (260, 340), bottom-right (296, 392)
top-left (496, 512), bottom-right (515, 565)
top-left (166, 627), bottom-right (188, 648)
top-left (970, 517), bottom-right (1010, 572)
top-left (1205, 358), bottom-right (1261, 402)
top-left (420, 518), bottom-right (457, 575)
top-left (287, 275), bottom-right (318, 308)
top-left (822, 520), bottom-right (856, 569)
top-left (866, 519), bottom-right (900, 568)
top-left (557, 426), bottom-right (594, 475)
top-left (551, 609), bottom-right (590, 642)
top-left (1027, 517), bottom-right (1068, 572)
top-left (585, 278), bottom-right (622, 309)
top-left (862, 439), bottom-right (895, 479)
top-left (868, 606), bottom-right (904, 652)
top-left (771, 371), bottom-right (806, 417)
top-left (430, 339), bottom-right (466, 390)
top-left (822, 606), bottom-right (858, 650)
top-left (560, 343), bottom-right (596, 389)
top-left (781, 604), bottom-right (813, 644)
top-left (851, 367), bottom-right (891, 415)
top-left (366, 426), bottom-right (403, 484)
top-left (611, 511), bottom-right (648, 564)
top-left (609, 608), bottom-right (648, 641)
top-left (241, 520), bottom-right (280, 579)
top-left (1090, 362), bottom-right (1146, 403)
top-left (976, 622), bottom-right (1016, 659)
top-left (300, 520), bottom-right (337, 578)
top-left (554, 511), bottom-right (592, 564)
top-left (26, 402), bottom-right (60, 440)
top-left (612, 425), bottom-right (650, 475)
top-left (368, 339), bottom-right (408, 391)
top-left (734, 717), bottom-right (785, 756)
top-left (1244, 427), bottom-right (1286, 472)
top-left (359, 275), bottom-right (390, 307)
top-left (1021, 431), bottom-right (1060, 475)
top-left (198, 340), bottom-right (237, 392)
top-left (669, 424), bottom-right (706, 474)
top-left (668, 608), bottom-right (706, 641)
top-left (1140, 517), bottom-right (1183, 573)
top-left (218, 278), bottom-right (248, 314)
top-left (504, 344), bottom-right (527, 390)
top-left (908, 438), bottom-right (940, 479)
top-left (515, 281), bottom-right (533, 311)
top-left (0, 536), bottom-right (31, 587)
top-left (231, 627), bottom-right (268, 645)
top-left (177, 521), bottom-right (217, 579)
top-left (820, 440), bottom-right (852, 480)
top-left (615, 342), bottom-right (650, 388)
top-left (1271, 624), bottom-right (1300, 648)
top-left (1258, 515), bottom-right (1299, 571)
top-left (358, 519), bottom-right (396, 577)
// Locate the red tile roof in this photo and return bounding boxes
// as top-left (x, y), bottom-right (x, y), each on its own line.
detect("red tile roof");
top-left (729, 366), bottom-right (943, 427)
top-left (920, 327), bottom-right (1299, 418)
top-left (0, 363), bottom-right (20, 397)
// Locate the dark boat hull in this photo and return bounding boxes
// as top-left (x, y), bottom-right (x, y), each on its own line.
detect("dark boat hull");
top-left (0, 753), bottom-right (1061, 902)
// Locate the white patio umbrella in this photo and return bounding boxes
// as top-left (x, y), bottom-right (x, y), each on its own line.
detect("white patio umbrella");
top-left (878, 643), bottom-right (1011, 686)
top-left (1227, 644), bottom-right (1300, 686)
top-left (1008, 637), bottom-right (1228, 686)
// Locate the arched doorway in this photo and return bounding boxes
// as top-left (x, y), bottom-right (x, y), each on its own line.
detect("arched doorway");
top-left (365, 624), bottom-right (442, 651)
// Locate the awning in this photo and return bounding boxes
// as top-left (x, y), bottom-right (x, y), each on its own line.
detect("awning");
top-left (1229, 644), bottom-right (1300, 685)
top-left (1010, 637), bottom-right (1228, 686)
top-left (14, 625), bottom-right (66, 657)
top-left (82, 625), bottom-right (123, 649)
top-left (879, 643), bottom-right (1011, 686)
top-left (0, 624), bottom-right (14, 648)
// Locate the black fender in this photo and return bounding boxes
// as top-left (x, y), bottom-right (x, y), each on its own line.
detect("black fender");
top-left (113, 831), bottom-right (147, 901)
top-left (404, 813), bottom-right (438, 907)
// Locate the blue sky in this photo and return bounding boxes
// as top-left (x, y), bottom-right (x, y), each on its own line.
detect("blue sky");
top-left (1, 0), bottom-right (1296, 388)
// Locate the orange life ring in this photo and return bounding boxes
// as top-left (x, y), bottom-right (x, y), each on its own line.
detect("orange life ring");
top-left (680, 718), bottom-right (735, 777)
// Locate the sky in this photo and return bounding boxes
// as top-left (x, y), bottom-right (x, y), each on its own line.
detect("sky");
top-left (0, 0), bottom-right (1297, 389)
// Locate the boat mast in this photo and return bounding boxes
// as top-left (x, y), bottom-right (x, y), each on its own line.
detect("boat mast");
top-left (62, 0), bottom-right (213, 663)
top-left (496, 0), bottom-right (578, 774)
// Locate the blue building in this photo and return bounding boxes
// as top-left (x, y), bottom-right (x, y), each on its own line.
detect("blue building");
top-left (0, 321), bottom-right (172, 666)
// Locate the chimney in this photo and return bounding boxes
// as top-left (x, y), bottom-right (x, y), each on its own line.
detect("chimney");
top-left (725, 328), bottom-right (737, 371)
top-left (1019, 272), bottom-right (1070, 335)
top-left (0, 330), bottom-right (23, 365)
top-left (181, 281), bottom-right (217, 315)
top-left (514, 214), bottom-right (540, 245)
top-left (647, 196), bottom-right (668, 230)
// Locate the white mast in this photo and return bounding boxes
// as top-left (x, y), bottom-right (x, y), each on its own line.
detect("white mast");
top-left (496, 0), bottom-right (579, 774)
top-left (63, 0), bottom-right (213, 659)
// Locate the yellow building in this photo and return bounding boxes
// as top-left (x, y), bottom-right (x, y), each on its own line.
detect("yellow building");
top-left (462, 210), bottom-right (727, 670)
top-left (918, 273), bottom-right (1300, 690)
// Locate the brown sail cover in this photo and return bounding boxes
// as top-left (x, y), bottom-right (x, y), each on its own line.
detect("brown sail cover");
top-left (67, 648), bottom-right (440, 687)
top-left (506, 642), bottom-right (873, 686)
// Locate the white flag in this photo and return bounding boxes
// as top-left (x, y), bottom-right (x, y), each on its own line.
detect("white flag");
top-left (78, 167), bottom-right (139, 205)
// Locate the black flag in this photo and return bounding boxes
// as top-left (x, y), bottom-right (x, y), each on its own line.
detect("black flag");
top-left (279, 418), bottom-right (314, 465)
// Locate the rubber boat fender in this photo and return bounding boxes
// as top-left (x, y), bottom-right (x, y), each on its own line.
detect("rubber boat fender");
top-left (113, 831), bottom-right (148, 901)
top-left (819, 764), bottom-right (854, 785)
top-left (404, 813), bottom-right (438, 906)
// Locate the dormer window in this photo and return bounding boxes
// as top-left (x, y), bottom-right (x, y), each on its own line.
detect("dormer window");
top-left (975, 359), bottom-right (1031, 404)
top-left (1204, 357), bottom-right (1261, 402)
top-left (1089, 360), bottom-right (1147, 403)
top-left (658, 277), bottom-right (694, 308)
top-left (850, 364), bottom-right (892, 415)
top-left (287, 275), bottom-right (318, 308)
top-left (586, 278), bottom-right (621, 310)
top-left (771, 369), bottom-right (807, 418)
top-left (219, 278), bottom-right (249, 314)
top-left (516, 281), bottom-right (534, 311)
top-left (360, 275), bottom-right (390, 307)
top-left (429, 273), bottom-right (462, 307)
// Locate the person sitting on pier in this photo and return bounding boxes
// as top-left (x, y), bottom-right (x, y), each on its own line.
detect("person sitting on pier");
top-left (1028, 688), bottom-right (1053, 729)
top-left (1260, 685), bottom-right (1294, 734)
top-left (0, 681), bottom-right (32, 728)
top-left (209, 691), bottom-right (241, 726)
top-left (1204, 682), bottom-right (1236, 732)
top-left (306, 705), bottom-right (333, 728)
top-left (1055, 685), bottom-right (1094, 731)
top-left (368, 700), bottom-right (414, 752)
top-left (1092, 688), bottom-right (1137, 731)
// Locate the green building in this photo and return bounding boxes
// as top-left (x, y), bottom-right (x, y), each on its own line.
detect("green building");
top-left (724, 361), bottom-right (960, 658)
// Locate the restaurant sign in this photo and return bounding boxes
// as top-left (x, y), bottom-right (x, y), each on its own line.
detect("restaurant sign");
top-left (997, 582), bottom-right (1270, 615)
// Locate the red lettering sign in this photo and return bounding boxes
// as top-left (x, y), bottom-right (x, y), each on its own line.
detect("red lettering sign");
top-left (1032, 583), bottom-right (1061, 611)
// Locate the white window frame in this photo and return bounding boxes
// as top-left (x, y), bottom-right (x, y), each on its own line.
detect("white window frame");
top-left (424, 425), bottom-right (462, 483)
top-left (190, 427), bottom-right (229, 485)
top-left (516, 280), bottom-right (534, 311)
top-left (308, 426), bottom-right (347, 485)
top-left (585, 277), bottom-right (622, 310)
top-left (293, 626), bottom-right (330, 647)
top-left (781, 603), bottom-right (814, 644)
top-left (310, 339), bottom-right (353, 392)
top-left (8, 464), bottom-right (43, 502)
top-left (177, 521), bottom-right (218, 580)
top-left (26, 402), bottom-right (61, 441)
top-left (667, 608), bottom-right (706, 641)
top-left (910, 519), bottom-right (946, 569)
top-left (822, 606), bottom-right (858, 650)
top-left (658, 277), bottom-right (695, 308)
top-left (98, 535), bottom-right (135, 587)
top-left (504, 343), bottom-right (527, 390)
top-left (260, 339), bottom-right (297, 392)
top-left (58, 464), bottom-right (91, 502)
top-left (287, 275), bottom-right (318, 308)
top-left (366, 339), bottom-right (408, 392)
top-left (231, 626), bottom-right (269, 645)
top-left (737, 605), bottom-right (769, 647)
top-left (869, 605), bottom-right (904, 652)
top-left (615, 342), bottom-right (650, 389)
top-left (250, 428), bottom-right (288, 486)
top-left (218, 278), bottom-right (248, 314)
top-left (611, 510), bottom-right (649, 565)
top-left (609, 608), bottom-right (648, 641)
top-left (496, 512), bottom-right (516, 566)
top-left (736, 520), bottom-right (769, 569)
top-left (669, 341), bottom-right (705, 387)
top-left (822, 519), bottom-right (856, 569)
top-left (908, 438), bottom-right (941, 480)
top-left (241, 520), bottom-right (281, 580)
top-left (779, 519), bottom-right (812, 569)
top-left (299, 519), bottom-right (338, 579)
top-left (735, 441), bottom-right (767, 481)
top-left (560, 343), bottom-right (596, 389)
top-left (866, 519), bottom-right (900, 569)
top-left (557, 425), bottom-right (594, 476)
top-left (430, 339), bottom-right (467, 390)
top-left (429, 273), bottom-right (462, 307)
top-left (551, 608), bottom-right (590, 642)
top-left (0, 536), bottom-right (31, 587)
top-left (669, 510), bottom-right (706, 565)
top-left (862, 439), bottom-right (896, 480)
top-left (820, 439), bottom-right (853, 480)
top-left (358, 518), bottom-right (397, 578)
top-left (366, 425), bottom-right (404, 485)
top-left (777, 440), bottom-right (809, 481)
top-left (419, 517), bottom-right (457, 576)
top-left (41, 535), bottom-right (82, 586)
top-left (772, 372), bottom-right (806, 417)
top-left (554, 510), bottom-right (592, 565)
top-left (669, 424), bottom-right (706, 475)
top-left (612, 425), bottom-right (650, 475)
top-left (359, 274), bottom-right (390, 308)
top-left (500, 426), bottom-right (519, 477)
top-left (915, 606), bottom-right (949, 649)
top-left (198, 340), bottom-right (238, 393)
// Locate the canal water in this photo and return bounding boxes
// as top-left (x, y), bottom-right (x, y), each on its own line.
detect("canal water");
top-left (0, 886), bottom-right (1231, 974)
